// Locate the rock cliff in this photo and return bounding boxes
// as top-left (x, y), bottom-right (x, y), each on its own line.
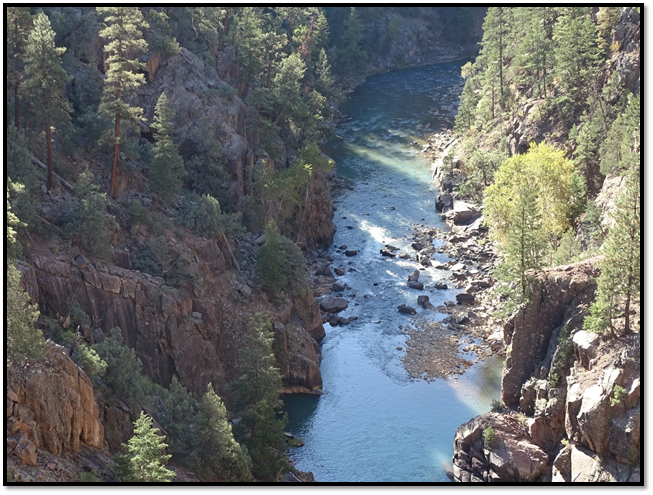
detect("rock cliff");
top-left (22, 233), bottom-right (324, 401)
top-left (6, 341), bottom-right (111, 481)
top-left (451, 259), bottom-right (640, 483)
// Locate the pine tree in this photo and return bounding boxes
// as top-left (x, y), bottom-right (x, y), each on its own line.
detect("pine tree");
top-left (7, 7), bottom-right (32, 130)
top-left (337, 7), bottom-right (367, 73)
top-left (7, 192), bottom-right (45, 365)
top-left (454, 77), bottom-right (480, 132)
top-left (231, 313), bottom-right (287, 480)
top-left (314, 48), bottom-right (339, 101)
top-left (585, 165), bottom-right (640, 336)
top-left (492, 170), bottom-right (547, 309)
top-left (64, 169), bottom-right (113, 258)
top-left (193, 384), bottom-right (252, 482)
top-left (156, 376), bottom-right (198, 458)
top-left (116, 412), bottom-right (174, 482)
top-left (477, 7), bottom-right (510, 115)
top-left (272, 52), bottom-right (306, 126)
top-left (513, 7), bottom-right (553, 99)
top-left (23, 12), bottom-right (72, 191)
top-left (234, 7), bottom-right (267, 88)
top-left (254, 220), bottom-right (287, 294)
top-left (552, 7), bottom-right (600, 110)
top-left (97, 7), bottom-right (148, 198)
top-left (149, 93), bottom-right (185, 205)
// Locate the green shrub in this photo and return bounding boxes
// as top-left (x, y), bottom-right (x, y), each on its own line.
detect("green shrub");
top-left (63, 169), bottom-right (114, 258)
top-left (490, 398), bottom-right (504, 412)
top-left (72, 342), bottom-right (107, 382)
top-left (92, 327), bottom-right (153, 412)
top-left (255, 220), bottom-right (309, 298)
top-left (611, 385), bottom-right (627, 406)
top-left (483, 426), bottom-right (496, 450)
top-left (132, 236), bottom-right (169, 277)
top-left (179, 193), bottom-right (244, 239)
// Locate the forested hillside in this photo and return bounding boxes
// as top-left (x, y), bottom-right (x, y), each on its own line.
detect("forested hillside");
top-left (441, 7), bottom-right (640, 483)
top-left (5, 7), bottom-right (483, 483)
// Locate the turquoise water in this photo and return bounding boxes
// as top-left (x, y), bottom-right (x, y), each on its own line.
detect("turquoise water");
top-left (284, 61), bottom-right (503, 482)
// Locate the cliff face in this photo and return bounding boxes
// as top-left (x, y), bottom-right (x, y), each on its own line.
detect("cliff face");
top-left (6, 341), bottom-right (112, 482)
top-left (22, 234), bottom-right (324, 401)
top-left (451, 259), bottom-right (640, 483)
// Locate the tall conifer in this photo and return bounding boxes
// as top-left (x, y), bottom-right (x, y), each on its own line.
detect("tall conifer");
top-left (23, 12), bottom-right (72, 191)
top-left (97, 7), bottom-right (148, 198)
top-left (149, 93), bottom-right (185, 205)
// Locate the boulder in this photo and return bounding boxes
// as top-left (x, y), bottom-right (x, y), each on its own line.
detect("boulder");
top-left (380, 247), bottom-right (397, 258)
top-left (445, 201), bottom-right (482, 225)
top-left (423, 302), bottom-right (436, 310)
top-left (570, 445), bottom-right (600, 482)
top-left (344, 250), bottom-right (358, 257)
top-left (398, 304), bottom-right (417, 315)
top-left (408, 270), bottom-right (420, 282)
top-left (435, 192), bottom-right (454, 213)
top-left (328, 315), bottom-right (340, 327)
top-left (13, 437), bottom-right (37, 467)
top-left (434, 282), bottom-right (448, 290)
top-left (452, 413), bottom-right (549, 483)
top-left (331, 282), bottom-right (346, 292)
top-left (334, 267), bottom-right (346, 276)
top-left (551, 445), bottom-right (571, 482)
top-left (456, 293), bottom-right (475, 305)
top-left (320, 296), bottom-right (349, 313)
top-left (411, 241), bottom-right (425, 251)
top-left (417, 295), bottom-right (430, 307)
top-left (407, 281), bottom-right (424, 290)
top-left (572, 331), bottom-right (600, 370)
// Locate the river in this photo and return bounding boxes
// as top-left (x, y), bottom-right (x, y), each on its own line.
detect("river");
top-left (284, 61), bottom-right (503, 483)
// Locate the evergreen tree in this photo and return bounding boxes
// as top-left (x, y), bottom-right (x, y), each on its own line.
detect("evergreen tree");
top-left (156, 376), bottom-right (199, 458)
top-left (97, 7), bottom-right (148, 198)
top-left (6, 126), bottom-right (41, 235)
top-left (454, 77), bottom-right (480, 132)
top-left (23, 12), bottom-right (72, 191)
top-left (255, 220), bottom-right (287, 294)
top-left (7, 7), bottom-right (32, 129)
top-left (513, 7), bottom-right (553, 99)
top-left (234, 8), bottom-right (267, 88)
top-left (552, 7), bottom-right (600, 115)
top-left (477, 7), bottom-right (510, 116)
top-left (93, 327), bottom-right (153, 412)
top-left (116, 412), bottom-right (174, 482)
top-left (336, 7), bottom-right (367, 73)
top-left (314, 48), bottom-right (339, 101)
top-left (231, 313), bottom-right (287, 480)
top-left (193, 384), bottom-right (252, 482)
top-left (149, 93), bottom-right (185, 205)
top-left (7, 193), bottom-right (45, 365)
top-left (272, 52), bottom-right (306, 126)
top-left (64, 169), bottom-right (113, 258)
top-left (144, 8), bottom-right (180, 60)
top-left (491, 165), bottom-right (547, 309)
top-left (584, 162), bottom-right (640, 335)
top-left (600, 94), bottom-right (640, 175)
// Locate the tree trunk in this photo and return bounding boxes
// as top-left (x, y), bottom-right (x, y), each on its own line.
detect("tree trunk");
top-left (45, 89), bottom-right (54, 191)
top-left (110, 103), bottom-right (121, 199)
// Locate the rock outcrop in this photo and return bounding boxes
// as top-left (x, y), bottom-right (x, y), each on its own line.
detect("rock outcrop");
top-left (22, 234), bottom-right (324, 401)
top-left (7, 342), bottom-right (104, 461)
top-left (452, 256), bottom-right (640, 483)
top-left (501, 258), bottom-right (600, 408)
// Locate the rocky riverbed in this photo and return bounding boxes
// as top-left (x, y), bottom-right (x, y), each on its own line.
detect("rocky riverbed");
top-left (304, 152), bottom-right (506, 383)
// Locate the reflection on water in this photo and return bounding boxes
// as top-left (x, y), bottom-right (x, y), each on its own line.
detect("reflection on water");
top-left (284, 61), bottom-right (503, 482)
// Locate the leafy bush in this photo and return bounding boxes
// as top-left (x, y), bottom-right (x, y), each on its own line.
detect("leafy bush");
top-left (179, 193), bottom-right (244, 239)
top-left (490, 398), bottom-right (504, 412)
top-left (611, 385), bottom-right (627, 406)
top-left (132, 236), bottom-right (170, 277)
top-left (72, 342), bottom-right (107, 382)
top-left (483, 426), bottom-right (496, 450)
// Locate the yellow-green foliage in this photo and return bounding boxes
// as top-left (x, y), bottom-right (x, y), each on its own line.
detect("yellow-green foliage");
top-left (484, 142), bottom-right (576, 247)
